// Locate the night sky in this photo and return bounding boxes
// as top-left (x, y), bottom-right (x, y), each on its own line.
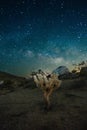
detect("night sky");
top-left (0, 0), bottom-right (87, 76)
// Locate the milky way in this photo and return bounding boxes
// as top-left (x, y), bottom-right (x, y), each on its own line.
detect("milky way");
top-left (0, 0), bottom-right (87, 76)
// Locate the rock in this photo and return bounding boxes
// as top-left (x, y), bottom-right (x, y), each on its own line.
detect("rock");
top-left (0, 81), bottom-right (4, 85)
top-left (52, 66), bottom-right (70, 75)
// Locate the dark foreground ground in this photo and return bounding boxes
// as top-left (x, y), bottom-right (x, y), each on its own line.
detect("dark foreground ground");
top-left (0, 78), bottom-right (87, 130)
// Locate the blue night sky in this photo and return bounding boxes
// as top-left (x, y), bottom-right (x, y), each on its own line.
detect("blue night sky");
top-left (0, 0), bottom-right (87, 76)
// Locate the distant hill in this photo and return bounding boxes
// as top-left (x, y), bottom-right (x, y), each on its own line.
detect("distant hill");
top-left (0, 71), bottom-right (25, 81)
top-left (0, 71), bottom-right (36, 94)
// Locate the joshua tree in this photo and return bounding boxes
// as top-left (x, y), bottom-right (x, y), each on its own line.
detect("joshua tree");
top-left (32, 71), bottom-right (62, 110)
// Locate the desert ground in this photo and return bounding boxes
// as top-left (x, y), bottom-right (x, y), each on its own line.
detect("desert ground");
top-left (0, 73), bottom-right (87, 130)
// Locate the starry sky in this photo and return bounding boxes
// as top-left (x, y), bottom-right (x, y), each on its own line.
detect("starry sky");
top-left (0, 0), bottom-right (87, 76)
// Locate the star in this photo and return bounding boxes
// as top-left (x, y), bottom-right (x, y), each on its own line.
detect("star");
top-left (0, 0), bottom-right (87, 76)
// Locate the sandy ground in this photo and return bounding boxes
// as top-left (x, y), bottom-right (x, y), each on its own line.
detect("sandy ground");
top-left (0, 79), bottom-right (87, 130)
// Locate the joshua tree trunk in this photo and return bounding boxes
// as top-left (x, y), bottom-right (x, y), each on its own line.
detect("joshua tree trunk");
top-left (43, 88), bottom-right (53, 110)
